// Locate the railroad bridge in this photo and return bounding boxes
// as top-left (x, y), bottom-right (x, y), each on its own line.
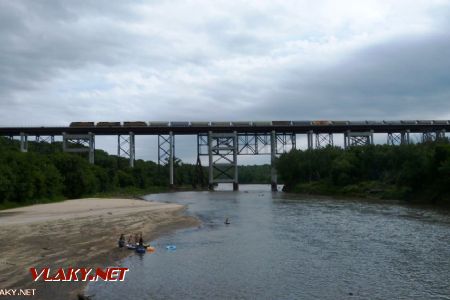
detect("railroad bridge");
top-left (1, 120), bottom-right (449, 191)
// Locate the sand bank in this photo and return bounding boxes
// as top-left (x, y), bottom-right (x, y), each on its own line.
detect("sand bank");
top-left (0, 198), bottom-right (199, 299)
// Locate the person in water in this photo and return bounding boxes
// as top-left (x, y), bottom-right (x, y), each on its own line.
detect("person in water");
top-left (138, 233), bottom-right (144, 246)
top-left (118, 234), bottom-right (125, 247)
top-left (225, 218), bottom-right (230, 225)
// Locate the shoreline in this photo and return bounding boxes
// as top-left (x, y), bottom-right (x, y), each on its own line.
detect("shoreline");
top-left (281, 189), bottom-right (450, 210)
top-left (0, 197), bottom-right (200, 300)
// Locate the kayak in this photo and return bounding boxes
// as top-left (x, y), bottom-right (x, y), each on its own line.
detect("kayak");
top-left (127, 243), bottom-right (137, 250)
top-left (147, 246), bottom-right (156, 253)
top-left (135, 246), bottom-right (146, 254)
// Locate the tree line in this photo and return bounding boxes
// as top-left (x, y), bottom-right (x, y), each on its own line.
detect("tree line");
top-left (0, 137), bottom-right (205, 208)
top-left (276, 141), bottom-right (450, 204)
top-left (0, 137), bottom-right (273, 208)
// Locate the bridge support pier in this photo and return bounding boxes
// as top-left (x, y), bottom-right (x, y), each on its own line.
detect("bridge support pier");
top-left (169, 131), bottom-right (174, 187)
top-left (158, 132), bottom-right (174, 187)
top-left (423, 129), bottom-right (447, 143)
top-left (63, 132), bottom-right (95, 164)
top-left (118, 132), bottom-right (135, 167)
top-left (20, 132), bottom-right (28, 153)
top-left (437, 129), bottom-right (446, 140)
top-left (271, 130), bottom-right (277, 192)
top-left (344, 130), bottom-right (374, 148)
top-left (35, 135), bottom-right (55, 144)
top-left (208, 131), bottom-right (238, 191)
top-left (315, 133), bottom-right (333, 149)
top-left (387, 131), bottom-right (410, 145)
top-left (307, 130), bottom-right (314, 150)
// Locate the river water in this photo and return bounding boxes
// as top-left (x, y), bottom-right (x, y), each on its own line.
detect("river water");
top-left (88, 185), bottom-right (450, 299)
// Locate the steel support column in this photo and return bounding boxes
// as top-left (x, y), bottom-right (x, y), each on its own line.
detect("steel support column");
top-left (345, 131), bottom-right (373, 148)
top-left (36, 135), bottom-right (55, 144)
top-left (208, 131), bottom-right (213, 190)
top-left (63, 132), bottom-right (95, 164)
top-left (208, 131), bottom-right (238, 191)
top-left (307, 130), bottom-right (314, 150)
top-left (169, 131), bottom-right (174, 187)
top-left (158, 132), bottom-right (175, 186)
top-left (20, 132), bottom-right (28, 153)
top-left (233, 131), bottom-right (238, 191)
top-left (422, 131), bottom-right (436, 143)
top-left (437, 129), bottom-right (446, 140)
top-left (271, 130), bottom-right (277, 192)
top-left (118, 132), bottom-right (135, 167)
top-left (315, 133), bottom-right (333, 149)
top-left (387, 131), bottom-right (410, 145)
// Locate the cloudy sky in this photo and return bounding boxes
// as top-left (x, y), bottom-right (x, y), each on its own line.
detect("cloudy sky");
top-left (1, 0), bottom-right (450, 162)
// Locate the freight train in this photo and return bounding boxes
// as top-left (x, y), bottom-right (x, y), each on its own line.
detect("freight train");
top-left (69, 120), bottom-right (448, 128)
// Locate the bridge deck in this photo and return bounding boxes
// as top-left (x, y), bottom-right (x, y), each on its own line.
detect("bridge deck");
top-left (1, 124), bottom-right (449, 136)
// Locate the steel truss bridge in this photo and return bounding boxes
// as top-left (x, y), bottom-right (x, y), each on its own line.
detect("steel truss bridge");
top-left (1, 121), bottom-right (449, 191)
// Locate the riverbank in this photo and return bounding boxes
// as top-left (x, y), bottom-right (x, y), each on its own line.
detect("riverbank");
top-left (284, 181), bottom-right (450, 206)
top-left (0, 197), bottom-right (200, 300)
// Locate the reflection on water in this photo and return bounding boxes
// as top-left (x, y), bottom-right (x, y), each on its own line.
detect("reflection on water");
top-left (88, 185), bottom-right (450, 300)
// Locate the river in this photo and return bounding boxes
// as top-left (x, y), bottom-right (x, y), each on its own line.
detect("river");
top-left (87, 184), bottom-right (450, 299)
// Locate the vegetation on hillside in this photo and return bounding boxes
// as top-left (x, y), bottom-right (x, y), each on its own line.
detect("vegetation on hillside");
top-left (0, 137), bottom-right (273, 209)
top-left (0, 137), bottom-right (204, 209)
top-left (277, 141), bottom-right (450, 204)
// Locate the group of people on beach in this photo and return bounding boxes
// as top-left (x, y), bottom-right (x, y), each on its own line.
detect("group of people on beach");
top-left (118, 233), bottom-right (144, 248)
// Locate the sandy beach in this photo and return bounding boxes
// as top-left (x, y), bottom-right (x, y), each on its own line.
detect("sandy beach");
top-left (0, 198), bottom-right (199, 299)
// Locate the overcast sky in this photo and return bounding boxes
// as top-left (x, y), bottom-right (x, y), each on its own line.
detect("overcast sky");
top-left (1, 1), bottom-right (450, 162)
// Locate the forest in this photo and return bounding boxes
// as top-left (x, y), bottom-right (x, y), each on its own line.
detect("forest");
top-left (277, 140), bottom-right (450, 205)
top-left (4, 134), bottom-right (446, 208)
top-left (0, 137), bottom-right (272, 209)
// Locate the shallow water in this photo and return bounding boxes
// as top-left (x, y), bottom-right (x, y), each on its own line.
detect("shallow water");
top-left (88, 185), bottom-right (450, 299)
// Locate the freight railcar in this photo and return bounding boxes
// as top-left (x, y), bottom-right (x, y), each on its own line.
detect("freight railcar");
top-left (312, 120), bottom-right (332, 125)
top-left (231, 121), bottom-right (252, 126)
top-left (252, 121), bottom-right (272, 126)
top-left (383, 120), bottom-right (401, 125)
top-left (348, 121), bottom-right (366, 125)
top-left (366, 120), bottom-right (383, 125)
top-left (190, 122), bottom-right (210, 127)
top-left (96, 122), bottom-right (121, 127)
top-left (149, 122), bottom-right (169, 127)
top-left (123, 121), bottom-right (147, 127)
top-left (331, 121), bottom-right (349, 125)
top-left (170, 122), bottom-right (191, 127)
top-left (416, 120), bottom-right (432, 125)
top-left (211, 122), bottom-right (231, 127)
top-left (272, 121), bottom-right (292, 126)
top-left (400, 120), bottom-right (417, 125)
top-left (70, 122), bottom-right (95, 127)
top-left (432, 120), bottom-right (448, 125)
top-left (292, 121), bottom-right (312, 126)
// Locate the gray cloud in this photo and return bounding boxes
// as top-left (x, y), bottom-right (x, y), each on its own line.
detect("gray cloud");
top-left (264, 32), bottom-right (450, 121)
top-left (1, 0), bottom-right (450, 161)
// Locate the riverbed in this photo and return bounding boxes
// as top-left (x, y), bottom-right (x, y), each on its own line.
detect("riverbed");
top-left (87, 185), bottom-right (450, 299)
